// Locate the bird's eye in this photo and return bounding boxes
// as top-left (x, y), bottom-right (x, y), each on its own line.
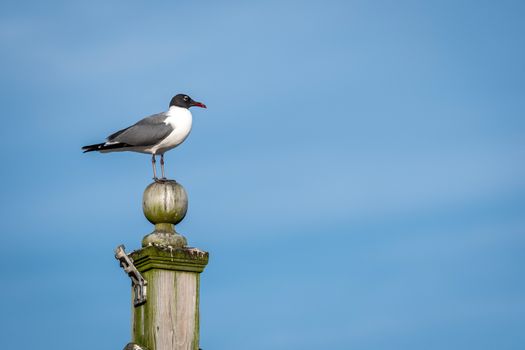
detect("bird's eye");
top-left (183, 96), bottom-right (189, 101)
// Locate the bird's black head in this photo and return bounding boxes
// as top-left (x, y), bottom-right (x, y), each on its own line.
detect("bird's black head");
top-left (169, 94), bottom-right (207, 109)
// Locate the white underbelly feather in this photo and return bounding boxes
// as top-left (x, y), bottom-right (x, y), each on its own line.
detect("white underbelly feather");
top-left (146, 108), bottom-right (193, 154)
top-left (149, 128), bottom-right (191, 154)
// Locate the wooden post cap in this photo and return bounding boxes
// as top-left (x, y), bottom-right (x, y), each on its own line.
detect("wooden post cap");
top-left (142, 180), bottom-right (188, 248)
top-left (143, 180), bottom-right (188, 225)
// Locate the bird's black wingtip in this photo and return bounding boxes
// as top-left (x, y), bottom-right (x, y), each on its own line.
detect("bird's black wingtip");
top-left (81, 142), bottom-right (133, 153)
top-left (82, 143), bottom-right (105, 153)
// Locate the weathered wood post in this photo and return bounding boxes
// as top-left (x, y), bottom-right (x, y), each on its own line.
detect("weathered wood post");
top-left (117, 179), bottom-right (209, 350)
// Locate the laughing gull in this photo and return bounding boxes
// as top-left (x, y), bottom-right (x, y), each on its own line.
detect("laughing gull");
top-left (82, 94), bottom-right (206, 179)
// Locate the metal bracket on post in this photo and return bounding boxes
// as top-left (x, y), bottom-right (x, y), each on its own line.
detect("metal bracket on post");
top-left (123, 343), bottom-right (149, 350)
top-left (115, 244), bottom-right (147, 307)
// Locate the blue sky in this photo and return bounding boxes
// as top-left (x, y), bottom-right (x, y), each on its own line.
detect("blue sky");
top-left (0, 0), bottom-right (524, 349)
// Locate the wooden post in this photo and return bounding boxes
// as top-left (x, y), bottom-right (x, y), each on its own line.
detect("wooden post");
top-left (121, 180), bottom-right (209, 350)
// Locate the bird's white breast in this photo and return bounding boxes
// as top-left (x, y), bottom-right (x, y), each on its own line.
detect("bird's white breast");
top-left (149, 106), bottom-right (193, 154)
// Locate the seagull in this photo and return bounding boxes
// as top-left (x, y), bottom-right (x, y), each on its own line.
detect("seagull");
top-left (82, 94), bottom-right (206, 180)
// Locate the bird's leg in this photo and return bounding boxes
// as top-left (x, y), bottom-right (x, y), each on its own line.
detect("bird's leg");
top-left (151, 154), bottom-right (158, 180)
top-left (160, 154), bottom-right (166, 179)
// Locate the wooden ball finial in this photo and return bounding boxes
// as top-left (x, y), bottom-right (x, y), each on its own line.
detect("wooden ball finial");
top-left (141, 180), bottom-right (188, 248)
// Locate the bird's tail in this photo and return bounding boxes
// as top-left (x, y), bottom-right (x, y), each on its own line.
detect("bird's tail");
top-left (82, 142), bottom-right (132, 153)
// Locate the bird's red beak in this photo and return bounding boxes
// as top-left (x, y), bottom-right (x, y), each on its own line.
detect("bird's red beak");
top-left (192, 101), bottom-right (207, 109)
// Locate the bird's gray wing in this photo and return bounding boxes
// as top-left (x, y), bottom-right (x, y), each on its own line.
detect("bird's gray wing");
top-left (107, 113), bottom-right (174, 146)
